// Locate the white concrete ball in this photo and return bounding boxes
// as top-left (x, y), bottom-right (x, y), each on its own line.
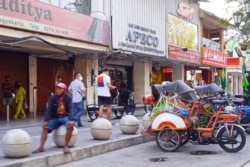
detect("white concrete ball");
top-left (52, 125), bottom-right (78, 147)
top-left (2, 129), bottom-right (32, 158)
top-left (90, 118), bottom-right (112, 140)
top-left (120, 115), bottom-right (139, 134)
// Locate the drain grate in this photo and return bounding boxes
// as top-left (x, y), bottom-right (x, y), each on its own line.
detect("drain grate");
top-left (190, 150), bottom-right (217, 155)
top-left (149, 157), bottom-right (167, 162)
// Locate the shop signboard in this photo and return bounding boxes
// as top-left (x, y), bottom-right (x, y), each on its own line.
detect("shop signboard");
top-left (167, 14), bottom-right (200, 64)
top-left (111, 0), bottom-right (165, 56)
top-left (0, 0), bottom-right (110, 45)
top-left (168, 44), bottom-right (200, 64)
top-left (201, 47), bottom-right (227, 67)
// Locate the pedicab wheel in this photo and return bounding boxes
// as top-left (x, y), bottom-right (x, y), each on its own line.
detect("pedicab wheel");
top-left (217, 125), bottom-right (246, 153)
top-left (114, 109), bottom-right (124, 119)
top-left (124, 104), bottom-right (136, 115)
top-left (240, 116), bottom-right (250, 134)
top-left (156, 128), bottom-right (182, 152)
top-left (181, 131), bottom-right (189, 146)
top-left (87, 104), bottom-right (99, 121)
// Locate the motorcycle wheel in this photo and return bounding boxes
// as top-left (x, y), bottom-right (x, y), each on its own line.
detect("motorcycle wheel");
top-left (124, 104), bottom-right (136, 115)
top-left (114, 109), bottom-right (124, 119)
top-left (87, 106), bottom-right (99, 122)
top-left (240, 116), bottom-right (250, 134)
top-left (156, 128), bottom-right (182, 152)
top-left (217, 125), bottom-right (246, 153)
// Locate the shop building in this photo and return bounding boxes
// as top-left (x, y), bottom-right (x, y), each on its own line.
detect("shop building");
top-left (0, 0), bottom-right (110, 115)
top-left (110, 0), bottom-right (166, 103)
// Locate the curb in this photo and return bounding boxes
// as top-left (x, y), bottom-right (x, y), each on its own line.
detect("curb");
top-left (1, 135), bottom-right (154, 167)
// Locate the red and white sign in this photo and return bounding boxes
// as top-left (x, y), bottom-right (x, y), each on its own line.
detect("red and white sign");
top-left (201, 47), bottom-right (227, 67)
top-left (0, 0), bottom-right (110, 45)
top-left (168, 44), bottom-right (200, 64)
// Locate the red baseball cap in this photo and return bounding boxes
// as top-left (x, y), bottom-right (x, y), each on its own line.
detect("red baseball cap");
top-left (56, 82), bottom-right (67, 89)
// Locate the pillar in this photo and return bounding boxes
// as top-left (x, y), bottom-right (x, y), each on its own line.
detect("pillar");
top-left (172, 64), bottom-right (184, 81)
top-left (91, 0), bottom-right (107, 20)
top-left (74, 57), bottom-right (98, 105)
top-left (238, 75), bottom-right (243, 95)
top-left (28, 56), bottom-right (37, 114)
top-left (133, 62), bottom-right (151, 103)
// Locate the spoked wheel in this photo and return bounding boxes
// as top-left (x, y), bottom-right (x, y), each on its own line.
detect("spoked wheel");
top-left (181, 131), bottom-right (189, 146)
top-left (217, 125), bottom-right (246, 153)
top-left (87, 105), bottom-right (99, 122)
top-left (124, 104), bottom-right (136, 115)
top-left (240, 116), bottom-right (250, 134)
top-left (114, 109), bottom-right (124, 119)
top-left (156, 128), bottom-right (182, 152)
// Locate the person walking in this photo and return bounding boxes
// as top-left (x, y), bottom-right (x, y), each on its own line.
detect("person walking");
top-left (96, 67), bottom-right (116, 123)
top-left (1, 75), bottom-right (14, 118)
top-left (14, 81), bottom-right (26, 119)
top-left (32, 82), bottom-right (75, 154)
top-left (68, 72), bottom-right (86, 127)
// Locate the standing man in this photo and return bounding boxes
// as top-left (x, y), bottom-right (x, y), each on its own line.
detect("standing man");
top-left (32, 82), bottom-right (75, 154)
top-left (96, 67), bottom-right (116, 123)
top-left (1, 75), bottom-right (14, 118)
top-left (68, 72), bottom-right (86, 127)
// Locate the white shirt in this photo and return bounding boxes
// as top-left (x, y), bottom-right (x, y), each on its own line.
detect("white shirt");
top-left (96, 73), bottom-right (111, 97)
top-left (68, 79), bottom-right (85, 103)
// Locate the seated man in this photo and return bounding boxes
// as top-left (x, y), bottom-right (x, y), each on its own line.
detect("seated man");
top-left (32, 82), bottom-right (75, 154)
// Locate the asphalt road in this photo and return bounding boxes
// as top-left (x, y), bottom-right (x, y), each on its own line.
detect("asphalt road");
top-left (59, 136), bottom-right (250, 167)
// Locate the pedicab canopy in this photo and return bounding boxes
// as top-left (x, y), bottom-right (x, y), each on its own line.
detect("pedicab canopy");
top-left (194, 83), bottom-right (224, 98)
top-left (154, 80), bottom-right (197, 103)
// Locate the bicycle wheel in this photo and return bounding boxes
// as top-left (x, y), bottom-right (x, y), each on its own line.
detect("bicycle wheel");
top-left (114, 109), bottom-right (124, 119)
top-left (156, 128), bottom-right (182, 152)
top-left (124, 104), bottom-right (136, 115)
top-left (87, 105), bottom-right (99, 121)
top-left (217, 125), bottom-right (246, 153)
top-left (240, 115), bottom-right (250, 134)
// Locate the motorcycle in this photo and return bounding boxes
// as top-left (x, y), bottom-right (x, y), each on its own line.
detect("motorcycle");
top-left (142, 80), bottom-right (246, 153)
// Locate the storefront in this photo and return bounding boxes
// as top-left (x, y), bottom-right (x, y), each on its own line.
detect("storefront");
top-left (110, 0), bottom-right (166, 103)
top-left (0, 0), bottom-right (110, 114)
top-left (166, 1), bottom-right (201, 86)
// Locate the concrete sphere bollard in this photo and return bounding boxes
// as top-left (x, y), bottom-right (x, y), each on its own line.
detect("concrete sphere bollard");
top-left (52, 125), bottom-right (78, 147)
top-left (91, 118), bottom-right (112, 140)
top-left (2, 129), bottom-right (32, 158)
top-left (120, 115), bottom-right (139, 134)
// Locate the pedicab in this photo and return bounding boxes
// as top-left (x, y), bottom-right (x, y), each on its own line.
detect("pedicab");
top-left (142, 80), bottom-right (246, 153)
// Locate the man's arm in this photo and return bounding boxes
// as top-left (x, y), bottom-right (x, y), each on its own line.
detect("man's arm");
top-left (107, 82), bottom-right (116, 90)
top-left (43, 95), bottom-right (53, 122)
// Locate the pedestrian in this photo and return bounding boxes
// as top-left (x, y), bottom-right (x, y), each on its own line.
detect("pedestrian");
top-left (96, 67), bottom-right (116, 124)
top-left (32, 82), bottom-right (75, 154)
top-left (68, 72), bottom-right (86, 127)
top-left (14, 81), bottom-right (26, 119)
top-left (1, 75), bottom-right (14, 118)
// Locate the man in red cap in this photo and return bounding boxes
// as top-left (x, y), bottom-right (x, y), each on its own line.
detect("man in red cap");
top-left (32, 82), bottom-right (75, 154)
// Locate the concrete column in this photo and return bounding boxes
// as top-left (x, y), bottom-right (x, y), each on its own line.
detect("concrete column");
top-left (91, 0), bottom-right (107, 20)
top-left (74, 57), bottom-right (98, 105)
top-left (29, 56), bottom-right (37, 114)
top-left (172, 64), bottom-right (184, 81)
top-left (133, 62), bottom-right (151, 103)
top-left (233, 75), bottom-right (237, 96)
top-left (238, 75), bottom-right (243, 95)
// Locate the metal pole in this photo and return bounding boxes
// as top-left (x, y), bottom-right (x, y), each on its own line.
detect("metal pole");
top-left (6, 104), bottom-right (9, 123)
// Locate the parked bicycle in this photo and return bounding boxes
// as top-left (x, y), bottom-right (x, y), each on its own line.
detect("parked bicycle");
top-left (86, 88), bottom-right (135, 121)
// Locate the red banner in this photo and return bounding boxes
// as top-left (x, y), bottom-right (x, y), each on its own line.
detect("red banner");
top-left (201, 47), bottom-right (227, 67)
top-left (168, 44), bottom-right (200, 64)
top-left (0, 0), bottom-right (110, 45)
